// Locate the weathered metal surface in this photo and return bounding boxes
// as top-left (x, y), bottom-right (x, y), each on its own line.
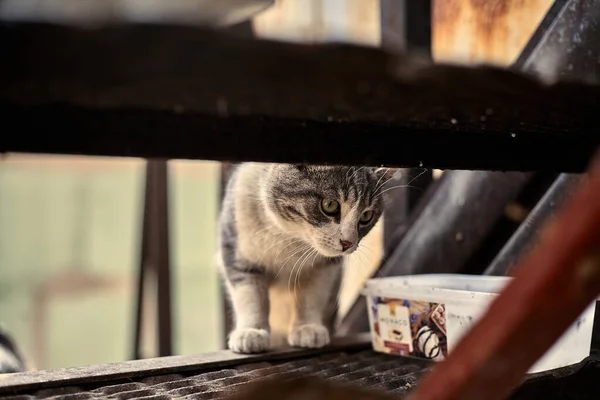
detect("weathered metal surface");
top-left (484, 174), bottom-right (581, 276)
top-left (408, 151), bottom-right (600, 400)
top-left (433, 0), bottom-right (553, 65)
top-left (0, 334), bottom-right (599, 399)
top-left (514, 0), bottom-right (600, 84)
top-left (225, 358), bottom-right (600, 400)
top-left (0, 23), bottom-right (599, 171)
top-left (226, 375), bottom-right (400, 400)
top-left (0, 335), bottom-right (372, 395)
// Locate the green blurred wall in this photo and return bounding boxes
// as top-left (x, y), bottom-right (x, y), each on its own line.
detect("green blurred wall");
top-left (0, 155), bottom-right (222, 370)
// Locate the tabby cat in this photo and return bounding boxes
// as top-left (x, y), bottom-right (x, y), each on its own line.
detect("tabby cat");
top-left (219, 163), bottom-right (396, 353)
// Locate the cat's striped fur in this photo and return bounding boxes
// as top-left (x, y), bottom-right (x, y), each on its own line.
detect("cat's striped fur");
top-left (219, 163), bottom-right (396, 353)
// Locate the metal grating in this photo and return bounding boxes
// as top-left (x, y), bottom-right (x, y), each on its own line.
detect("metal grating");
top-left (2, 350), bottom-right (428, 400)
top-left (1, 349), bottom-right (599, 400)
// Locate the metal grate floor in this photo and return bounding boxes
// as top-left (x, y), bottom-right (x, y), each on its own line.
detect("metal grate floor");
top-left (1, 338), bottom-right (599, 400)
top-left (3, 350), bottom-right (428, 400)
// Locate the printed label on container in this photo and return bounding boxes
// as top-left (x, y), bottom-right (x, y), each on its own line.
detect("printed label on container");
top-left (370, 297), bottom-right (447, 361)
top-left (377, 303), bottom-right (413, 354)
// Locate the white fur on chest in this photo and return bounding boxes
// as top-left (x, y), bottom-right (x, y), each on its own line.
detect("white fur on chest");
top-left (239, 228), bottom-right (330, 284)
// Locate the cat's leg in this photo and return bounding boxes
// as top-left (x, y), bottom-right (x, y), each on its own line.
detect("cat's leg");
top-left (222, 258), bottom-right (270, 354)
top-left (288, 262), bottom-right (341, 349)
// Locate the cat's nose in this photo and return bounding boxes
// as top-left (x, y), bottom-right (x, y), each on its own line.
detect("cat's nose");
top-left (340, 240), bottom-right (354, 251)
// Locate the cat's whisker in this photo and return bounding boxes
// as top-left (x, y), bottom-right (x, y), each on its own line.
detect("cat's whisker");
top-left (274, 238), bottom-right (305, 267)
top-left (374, 167), bottom-right (391, 193)
top-left (276, 243), bottom-right (307, 268)
top-left (356, 246), bottom-right (376, 260)
top-left (373, 183), bottom-right (425, 200)
top-left (254, 234), bottom-right (291, 263)
top-left (310, 249), bottom-right (320, 268)
top-left (405, 168), bottom-right (429, 187)
top-left (294, 248), bottom-right (317, 304)
top-left (375, 168), bottom-right (429, 196)
top-left (353, 249), bottom-right (370, 269)
top-left (289, 247), bottom-right (313, 306)
top-left (348, 166), bottom-right (367, 183)
top-left (276, 243), bottom-right (310, 279)
top-left (375, 173), bottom-right (400, 193)
top-left (251, 224), bottom-right (276, 236)
top-left (357, 241), bottom-right (376, 252)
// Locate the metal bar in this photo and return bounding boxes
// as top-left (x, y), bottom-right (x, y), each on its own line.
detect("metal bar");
top-left (338, 170), bottom-right (532, 335)
top-left (484, 174), bottom-right (581, 276)
top-left (149, 160), bottom-right (173, 357)
top-left (0, 334), bottom-right (372, 395)
top-left (380, 1), bottom-right (434, 258)
top-left (512, 0), bottom-right (600, 81)
top-left (133, 160), bottom-right (173, 358)
top-left (132, 162), bottom-right (153, 360)
top-left (219, 162), bottom-right (234, 349)
top-left (403, 0), bottom-right (432, 52)
top-left (0, 23), bottom-right (599, 171)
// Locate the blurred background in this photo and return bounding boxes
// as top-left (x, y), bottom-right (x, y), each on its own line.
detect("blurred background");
top-left (0, 0), bottom-right (553, 370)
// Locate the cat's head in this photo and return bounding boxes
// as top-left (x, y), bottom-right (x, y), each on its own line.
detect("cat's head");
top-left (263, 164), bottom-right (398, 257)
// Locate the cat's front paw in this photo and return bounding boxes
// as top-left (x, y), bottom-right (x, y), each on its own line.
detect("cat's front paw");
top-left (228, 328), bottom-right (270, 354)
top-left (288, 324), bottom-right (330, 348)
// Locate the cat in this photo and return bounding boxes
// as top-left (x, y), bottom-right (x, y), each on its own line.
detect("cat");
top-left (0, 328), bottom-right (26, 374)
top-left (219, 163), bottom-right (397, 353)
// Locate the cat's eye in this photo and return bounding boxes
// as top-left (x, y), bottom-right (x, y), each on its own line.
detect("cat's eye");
top-left (321, 199), bottom-right (340, 215)
top-left (360, 210), bottom-right (374, 224)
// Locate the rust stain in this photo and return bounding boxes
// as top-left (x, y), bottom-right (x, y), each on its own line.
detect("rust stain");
top-left (469, 0), bottom-right (512, 16)
top-left (433, 0), bottom-right (553, 66)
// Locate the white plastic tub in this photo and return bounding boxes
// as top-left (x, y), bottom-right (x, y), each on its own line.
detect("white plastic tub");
top-left (362, 274), bottom-right (597, 374)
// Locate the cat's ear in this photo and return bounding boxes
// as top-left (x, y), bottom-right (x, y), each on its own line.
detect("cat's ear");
top-left (375, 167), bottom-right (400, 181)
